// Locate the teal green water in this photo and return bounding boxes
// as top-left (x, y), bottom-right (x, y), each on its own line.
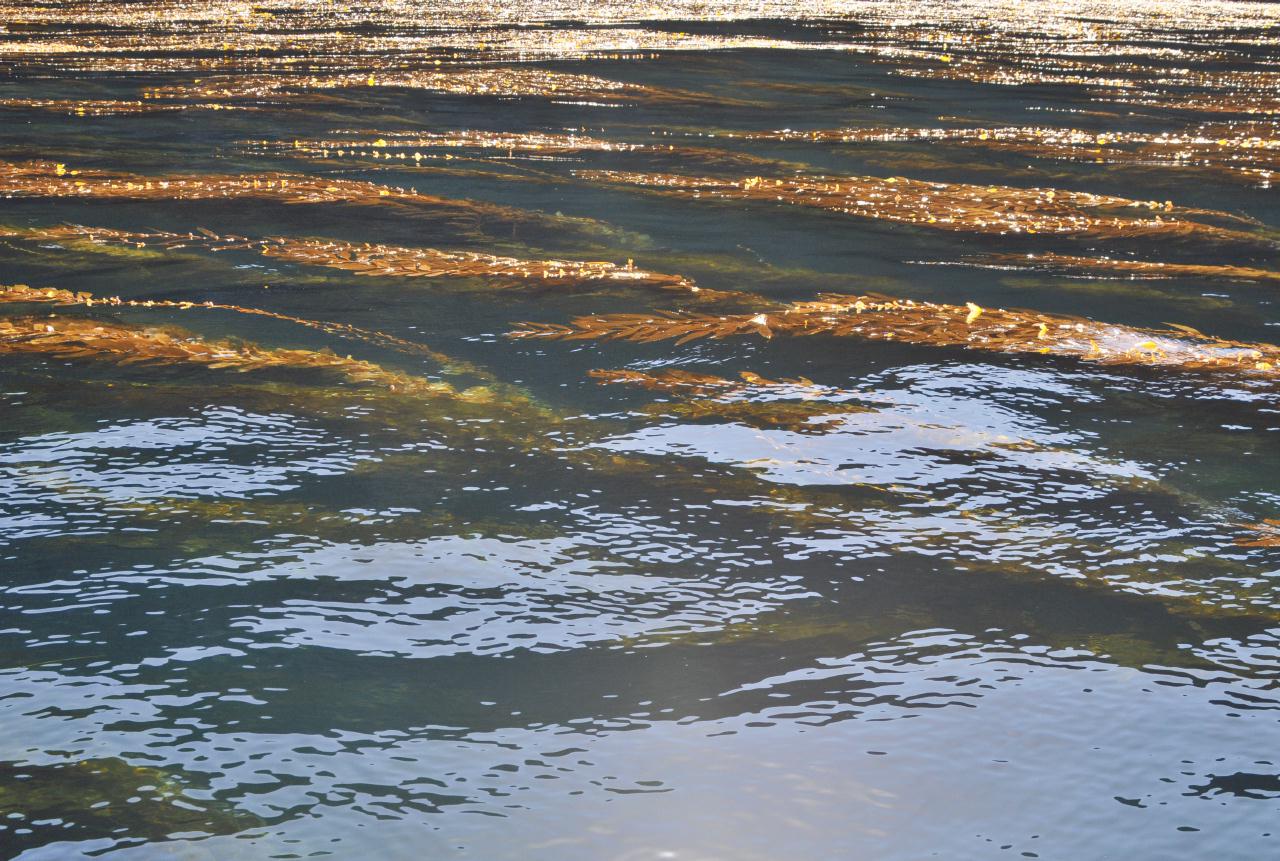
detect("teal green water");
top-left (1, 4), bottom-right (1278, 859)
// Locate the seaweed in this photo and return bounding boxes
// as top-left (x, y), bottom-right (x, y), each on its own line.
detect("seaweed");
top-left (513, 293), bottom-right (1280, 381)
top-left (574, 169), bottom-right (1269, 246)
top-left (590, 367), bottom-right (876, 432)
top-left (2, 224), bottom-right (714, 298)
top-left (741, 124), bottom-right (1280, 186)
top-left (982, 252), bottom-right (1280, 284)
top-left (142, 68), bottom-right (704, 106)
top-left (0, 160), bottom-right (605, 237)
top-left (257, 130), bottom-right (795, 172)
top-left (0, 758), bottom-right (261, 851)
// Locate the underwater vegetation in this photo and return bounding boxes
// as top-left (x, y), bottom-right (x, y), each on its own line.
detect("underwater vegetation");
top-left (574, 169), bottom-right (1270, 245)
top-left (0, 159), bottom-right (528, 221)
top-left (978, 253), bottom-right (1280, 284)
top-left (0, 224), bottom-right (704, 297)
top-left (739, 124), bottom-right (1280, 186)
top-left (0, 757), bottom-right (261, 852)
top-left (2, 2), bottom-right (1280, 859)
top-left (514, 293), bottom-right (1280, 381)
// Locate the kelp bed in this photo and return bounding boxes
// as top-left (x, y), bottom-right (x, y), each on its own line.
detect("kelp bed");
top-left (740, 124), bottom-right (1280, 186)
top-left (573, 169), bottom-right (1270, 244)
top-left (2, 2), bottom-right (1280, 858)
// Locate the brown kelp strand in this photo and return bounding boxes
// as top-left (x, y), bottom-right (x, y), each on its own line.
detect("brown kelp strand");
top-left (637, 400), bottom-right (866, 434)
top-left (142, 69), bottom-right (685, 105)
top-left (259, 238), bottom-right (712, 296)
top-left (738, 125), bottom-right (1280, 185)
top-left (589, 368), bottom-right (852, 401)
top-left (984, 253), bottom-right (1280, 284)
top-left (0, 315), bottom-right (482, 399)
top-left (6, 225), bottom-right (712, 298)
top-left (0, 159), bottom-right (565, 230)
top-left (589, 368), bottom-right (874, 433)
top-left (512, 293), bottom-right (1280, 381)
top-left (0, 283), bottom-right (449, 362)
top-left (287, 130), bottom-right (650, 156)
top-left (0, 280), bottom-right (531, 397)
top-left (573, 170), bottom-right (1268, 245)
top-left (1237, 520), bottom-right (1280, 548)
top-left (1096, 89), bottom-right (1280, 118)
top-left (0, 98), bottom-right (247, 116)
top-left (256, 131), bottom-right (787, 170)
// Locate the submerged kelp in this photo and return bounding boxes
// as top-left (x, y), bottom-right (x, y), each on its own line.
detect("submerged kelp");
top-left (575, 169), bottom-right (1270, 245)
top-left (141, 68), bottom-right (709, 107)
top-left (256, 130), bottom-right (791, 172)
top-left (3, 3), bottom-right (1280, 859)
top-left (1237, 520), bottom-right (1280, 548)
top-left (981, 253), bottom-right (1280, 284)
top-left (0, 282), bottom-right (454, 361)
top-left (0, 757), bottom-right (261, 851)
top-left (590, 368), bottom-right (876, 432)
top-left (740, 124), bottom-right (1280, 186)
top-left (0, 159), bottom-right (604, 236)
top-left (1, 225), bottom-right (706, 297)
top-left (515, 293), bottom-right (1280, 381)
top-left (0, 315), bottom-right (467, 397)
top-left (0, 97), bottom-right (247, 116)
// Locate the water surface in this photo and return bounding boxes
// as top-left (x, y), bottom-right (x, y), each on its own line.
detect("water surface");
top-left (1, 2), bottom-right (1278, 859)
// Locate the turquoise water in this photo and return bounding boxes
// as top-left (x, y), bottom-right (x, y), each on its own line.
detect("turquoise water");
top-left (1, 3), bottom-right (1278, 859)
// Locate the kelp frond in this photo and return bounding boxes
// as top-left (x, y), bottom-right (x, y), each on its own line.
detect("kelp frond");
top-left (5, 225), bottom-right (710, 297)
top-left (589, 368), bottom-right (873, 433)
top-left (574, 169), bottom-right (1268, 245)
top-left (0, 283), bottom-right (445, 361)
top-left (258, 130), bottom-right (788, 171)
top-left (514, 294), bottom-right (1280, 381)
top-left (740, 124), bottom-right (1280, 185)
top-left (1236, 520), bottom-right (1280, 548)
top-left (0, 315), bottom-right (468, 399)
top-left (252, 237), bottom-right (703, 294)
top-left (0, 98), bottom-right (246, 116)
top-left (144, 69), bottom-right (686, 105)
top-left (0, 160), bottom-right (568, 230)
top-left (589, 368), bottom-right (835, 399)
top-left (984, 253), bottom-right (1280, 283)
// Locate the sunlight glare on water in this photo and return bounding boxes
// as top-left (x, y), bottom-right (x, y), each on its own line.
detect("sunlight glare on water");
top-left (0, 2), bottom-right (1278, 859)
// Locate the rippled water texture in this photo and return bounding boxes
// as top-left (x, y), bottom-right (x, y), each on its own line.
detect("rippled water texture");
top-left (1, 2), bottom-right (1279, 858)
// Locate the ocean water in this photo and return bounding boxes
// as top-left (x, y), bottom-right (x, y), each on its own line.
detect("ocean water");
top-left (0, 3), bottom-right (1278, 859)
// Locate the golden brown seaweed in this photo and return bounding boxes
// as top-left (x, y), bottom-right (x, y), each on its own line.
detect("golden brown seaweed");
top-left (514, 293), bottom-right (1280, 380)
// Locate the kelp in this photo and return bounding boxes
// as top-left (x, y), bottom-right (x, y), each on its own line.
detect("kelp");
top-left (590, 368), bottom-right (875, 433)
top-left (1099, 90), bottom-right (1280, 118)
top-left (0, 282), bottom-right (451, 362)
top-left (277, 130), bottom-right (650, 156)
top-left (0, 159), bottom-right (588, 234)
top-left (1237, 520), bottom-right (1280, 548)
top-left (2, 224), bottom-right (710, 297)
top-left (0, 315), bottom-right (477, 399)
top-left (740, 124), bottom-right (1280, 186)
top-left (0, 757), bottom-right (261, 849)
top-left (574, 169), bottom-right (1270, 246)
top-left (983, 252), bottom-right (1280, 284)
top-left (590, 368), bottom-right (835, 398)
top-left (256, 236), bottom-right (709, 295)
top-left (0, 97), bottom-right (245, 116)
top-left (259, 130), bottom-right (790, 171)
top-left (143, 68), bottom-right (694, 106)
top-left (513, 293), bottom-right (1280, 381)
